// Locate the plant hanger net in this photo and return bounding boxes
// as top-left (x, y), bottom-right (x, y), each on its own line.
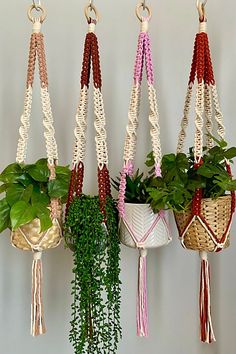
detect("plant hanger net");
top-left (64, 3), bottom-right (121, 353)
top-left (118, 3), bottom-right (171, 338)
top-left (11, 3), bottom-right (62, 336)
top-left (175, 1), bottom-right (235, 343)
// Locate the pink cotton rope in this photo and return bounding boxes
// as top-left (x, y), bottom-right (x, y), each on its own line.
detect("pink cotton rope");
top-left (118, 160), bottom-right (134, 217)
top-left (137, 248), bottom-right (148, 337)
top-left (134, 32), bottom-right (154, 85)
top-left (155, 162), bottom-right (162, 177)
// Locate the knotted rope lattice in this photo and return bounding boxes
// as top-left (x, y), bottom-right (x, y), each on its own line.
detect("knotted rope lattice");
top-left (176, 18), bottom-right (235, 343)
top-left (13, 10), bottom-right (61, 337)
top-left (66, 18), bottom-right (111, 221)
top-left (118, 14), bottom-right (171, 337)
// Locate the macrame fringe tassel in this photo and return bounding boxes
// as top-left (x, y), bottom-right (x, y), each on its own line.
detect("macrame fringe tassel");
top-left (31, 251), bottom-right (46, 337)
top-left (199, 251), bottom-right (216, 343)
top-left (137, 248), bottom-right (148, 337)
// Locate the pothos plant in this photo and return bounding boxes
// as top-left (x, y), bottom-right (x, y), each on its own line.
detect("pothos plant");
top-left (64, 195), bottom-right (121, 354)
top-left (147, 137), bottom-right (236, 213)
top-left (0, 158), bottom-right (71, 232)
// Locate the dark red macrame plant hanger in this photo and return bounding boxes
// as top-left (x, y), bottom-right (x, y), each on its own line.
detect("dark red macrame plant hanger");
top-left (175, 1), bottom-right (235, 344)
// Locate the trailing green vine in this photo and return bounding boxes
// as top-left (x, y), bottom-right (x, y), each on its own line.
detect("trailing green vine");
top-left (64, 195), bottom-right (121, 354)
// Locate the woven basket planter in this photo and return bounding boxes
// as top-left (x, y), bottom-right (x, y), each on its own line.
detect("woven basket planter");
top-left (11, 217), bottom-right (62, 251)
top-left (120, 203), bottom-right (170, 249)
top-left (174, 195), bottom-right (231, 252)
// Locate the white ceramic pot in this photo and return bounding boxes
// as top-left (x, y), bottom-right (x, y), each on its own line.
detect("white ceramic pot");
top-left (119, 203), bottom-right (171, 249)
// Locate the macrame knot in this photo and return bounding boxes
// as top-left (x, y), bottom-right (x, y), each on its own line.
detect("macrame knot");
top-left (33, 251), bottom-right (42, 260)
top-left (88, 22), bottom-right (96, 33)
top-left (199, 21), bottom-right (207, 34)
top-left (139, 248), bottom-right (148, 257)
top-left (32, 21), bottom-right (41, 34)
top-left (141, 20), bottom-right (149, 33)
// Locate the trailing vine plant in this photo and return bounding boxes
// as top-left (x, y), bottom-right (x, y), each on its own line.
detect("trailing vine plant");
top-left (64, 195), bottom-right (121, 354)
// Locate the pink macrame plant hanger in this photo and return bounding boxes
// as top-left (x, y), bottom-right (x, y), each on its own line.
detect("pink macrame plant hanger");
top-left (118, 5), bottom-right (171, 337)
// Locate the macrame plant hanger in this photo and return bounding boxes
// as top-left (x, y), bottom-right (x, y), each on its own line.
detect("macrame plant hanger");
top-left (118, 2), bottom-right (171, 337)
top-left (66, 4), bottom-right (111, 220)
top-left (175, 0), bottom-right (235, 343)
top-left (12, 2), bottom-right (62, 336)
top-left (64, 4), bottom-right (123, 351)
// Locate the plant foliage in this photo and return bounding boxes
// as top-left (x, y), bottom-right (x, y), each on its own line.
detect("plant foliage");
top-left (0, 158), bottom-right (71, 232)
top-left (147, 139), bottom-right (236, 212)
top-left (64, 195), bottom-right (122, 354)
top-left (112, 139), bottom-right (236, 214)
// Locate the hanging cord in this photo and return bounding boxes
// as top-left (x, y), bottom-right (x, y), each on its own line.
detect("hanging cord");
top-left (14, 6), bottom-right (61, 337)
top-left (176, 2), bottom-right (235, 343)
top-left (118, 4), bottom-right (171, 339)
top-left (66, 4), bottom-right (111, 221)
top-left (118, 5), bottom-right (162, 219)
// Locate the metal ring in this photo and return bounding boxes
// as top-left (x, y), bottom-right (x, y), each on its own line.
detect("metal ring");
top-left (33, 0), bottom-right (41, 11)
top-left (196, 0), bottom-right (207, 22)
top-left (196, 0), bottom-right (207, 7)
top-left (136, 3), bottom-right (152, 22)
top-left (84, 4), bottom-right (99, 23)
top-left (28, 4), bottom-right (46, 23)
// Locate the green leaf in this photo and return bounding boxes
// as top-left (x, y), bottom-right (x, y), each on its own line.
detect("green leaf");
top-left (26, 161), bottom-right (50, 182)
top-left (0, 163), bottom-right (22, 183)
top-left (55, 165), bottom-right (71, 176)
top-left (16, 173), bottom-right (35, 187)
top-left (0, 198), bottom-right (10, 232)
top-left (0, 184), bottom-right (9, 194)
top-left (22, 184), bottom-right (33, 203)
top-left (207, 134), bottom-right (227, 148)
top-left (10, 201), bottom-right (35, 230)
top-left (6, 184), bottom-right (25, 206)
top-left (33, 203), bottom-right (52, 232)
top-left (31, 189), bottom-right (50, 206)
top-left (145, 152), bottom-right (155, 167)
top-left (48, 177), bottom-right (69, 198)
top-left (224, 147), bottom-right (236, 159)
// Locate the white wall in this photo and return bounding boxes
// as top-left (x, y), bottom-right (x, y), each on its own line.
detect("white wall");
top-left (0, 1), bottom-right (235, 353)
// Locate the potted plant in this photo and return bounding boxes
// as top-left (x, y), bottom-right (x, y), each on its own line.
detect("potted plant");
top-left (146, 2), bottom-right (236, 343)
top-left (0, 158), bottom-right (70, 241)
top-left (1, 4), bottom-right (71, 336)
top-left (117, 6), bottom-right (171, 338)
top-left (147, 141), bottom-right (236, 249)
top-left (113, 163), bottom-right (170, 250)
top-left (64, 8), bottom-right (121, 353)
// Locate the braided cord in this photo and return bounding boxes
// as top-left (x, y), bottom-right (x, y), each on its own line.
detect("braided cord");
top-left (72, 87), bottom-right (88, 166)
top-left (177, 86), bottom-right (193, 154)
top-left (148, 84), bottom-right (162, 171)
top-left (123, 84), bottom-right (141, 165)
top-left (194, 82), bottom-right (205, 162)
top-left (16, 87), bottom-right (33, 164)
top-left (119, 18), bottom-right (163, 215)
top-left (16, 25), bottom-right (58, 169)
top-left (94, 88), bottom-right (108, 168)
top-left (211, 85), bottom-right (226, 141)
top-left (178, 25), bottom-right (226, 160)
top-left (67, 26), bottom-right (110, 218)
top-left (204, 84), bottom-right (214, 149)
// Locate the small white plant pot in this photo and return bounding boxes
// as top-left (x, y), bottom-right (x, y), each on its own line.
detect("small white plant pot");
top-left (119, 203), bottom-right (171, 249)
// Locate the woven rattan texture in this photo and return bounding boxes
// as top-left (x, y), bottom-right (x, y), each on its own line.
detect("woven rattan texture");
top-left (175, 195), bottom-right (231, 251)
